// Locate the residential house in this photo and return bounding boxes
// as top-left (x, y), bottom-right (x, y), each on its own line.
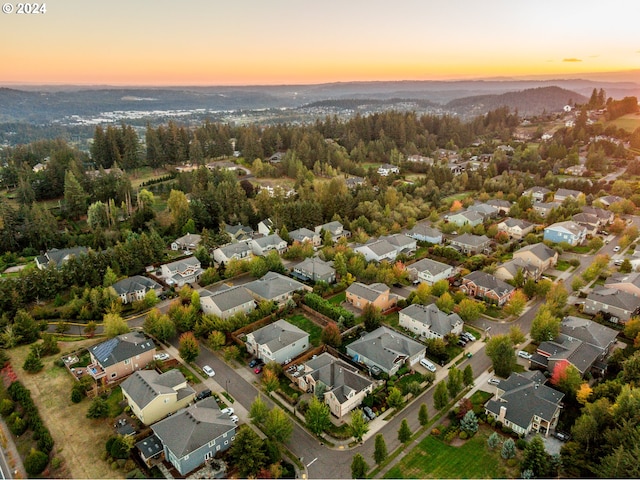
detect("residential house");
top-left (121, 370), bottom-right (196, 425)
top-left (345, 176), bottom-right (365, 189)
top-left (291, 257), bottom-right (336, 284)
top-left (407, 258), bottom-right (454, 285)
top-left (87, 332), bottom-right (155, 383)
top-left (346, 282), bottom-right (397, 312)
top-left (572, 213), bottom-right (599, 236)
top-left (213, 242), bottom-right (252, 264)
top-left (584, 286), bottom-right (640, 323)
top-left (244, 271), bottom-right (311, 304)
top-left (346, 326), bottom-right (426, 375)
top-left (35, 247), bottom-right (88, 270)
top-left (315, 221), bottom-right (351, 242)
top-left (565, 164), bottom-right (587, 176)
top-left (485, 371), bottom-right (564, 437)
top-left (135, 435), bottom-right (164, 468)
top-left (554, 188), bottom-right (582, 203)
top-left (447, 210), bottom-right (484, 228)
top-left (245, 319), bottom-right (309, 364)
top-left (581, 206), bottom-right (613, 226)
top-left (200, 285), bottom-right (255, 319)
top-left (383, 234), bottom-right (417, 256)
top-left (533, 201), bottom-right (561, 218)
top-left (353, 238), bottom-right (399, 263)
top-left (151, 398), bottom-right (237, 476)
top-left (399, 303), bottom-right (463, 340)
top-left (250, 234), bottom-right (287, 256)
top-left (597, 195), bottom-right (624, 208)
top-left (605, 272), bottom-right (640, 297)
top-left (405, 223), bottom-right (443, 244)
top-left (111, 275), bottom-right (163, 304)
top-left (224, 223), bottom-right (254, 242)
top-left (161, 257), bottom-right (203, 287)
top-left (524, 186), bottom-right (552, 203)
top-left (494, 257), bottom-right (540, 282)
top-left (289, 228), bottom-right (321, 247)
top-left (171, 233), bottom-right (201, 252)
top-left (460, 271), bottom-right (515, 306)
top-left (449, 233), bottom-right (491, 255)
top-left (513, 243), bottom-right (558, 273)
top-left (486, 199), bottom-right (512, 215)
top-left (257, 218), bottom-right (274, 236)
top-left (377, 164), bottom-right (400, 176)
top-left (468, 203), bottom-right (499, 219)
top-left (532, 316), bottom-right (618, 376)
top-left (496, 218), bottom-right (535, 240)
top-left (543, 221), bottom-right (587, 246)
top-left (268, 152), bottom-right (285, 164)
top-left (297, 353), bottom-right (374, 418)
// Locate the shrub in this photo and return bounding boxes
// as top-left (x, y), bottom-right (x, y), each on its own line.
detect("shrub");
top-left (71, 385), bottom-right (84, 403)
top-left (24, 449), bottom-right (49, 476)
top-left (0, 399), bottom-right (14, 417)
top-left (431, 427), bottom-right (441, 436)
top-left (9, 414), bottom-right (27, 436)
top-left (459, 430), bottom-right (468, 440)
top-left (516, 438), bottom-right (528, 450)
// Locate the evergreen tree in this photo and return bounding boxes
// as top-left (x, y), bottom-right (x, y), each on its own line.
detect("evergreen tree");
top-left (463, 364), bottom-right (474, 387)
top-left (521, 436), bottom-right (550, 477)
top-left (63, 170), bottom-right (89, 220)
top-left (398, 418), bottom-right (411, 443)
top-left (351, 453), bottom-right (368, 479)
top-left (374, 434), bottom-right (387, 465)
top-left (501, 438), bottom-right (516, 459)
top-left (418, 403), bottom-right (429, 426)
top-left (434, 381), bottom-right (449, 410)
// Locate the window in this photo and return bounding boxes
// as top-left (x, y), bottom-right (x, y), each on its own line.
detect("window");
top-left (205, 451), bottom-right (213, 461)
top-left (110, 373), bottom-right (117, 379)
top-left (216, 445), bottom-right (220, 451)
top-left (224, 440), bottom-right (228, 445)
top-left (124, 359), bottom-right (131, 365)
top-left (223, 432), bottom-right (227, 438)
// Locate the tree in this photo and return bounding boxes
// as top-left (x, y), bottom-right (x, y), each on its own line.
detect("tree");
top-left (431, 279), bottom-right (449, 297)
top-left (208, 330), bottom-right (226, 350)
top-left (144, 309), bottom-right (176, 343)
top-left (576, 383), bottom-right (593, 405)
top-left (13, 309), bottom-right (39, 344)
top-left (456, 298), bottom-right (485, 322)
top-left (264, 407), bottom-right (293, 444)
top-left (463, 364), bottom-right (474, 387)
top-left (545, 282), bottom-right (568, 317)
top-left (349, 408), bottom-right (369, 442)
top-left (435, 292), bottom-right (455, 313)
top-left (86, 397), bottom-right (109, 418)
top-left (485, 334), bottom-right (516, 378)
top-left (178, 332), bottom-right (199, 363)
top-left (374, 433), bottom-right (387, 465)
top-left (551, 360), bottom-right (582, 396)
top-left (487, 432), bottom-right (501, 449)
top-left (64, 170), bottom-right (88, 219)
top-left (305, 396), bottom-right (331, 436)
top-left (24, 449), bottom-right (49, 476)
top-left (362, 303), bottom-right (383, 331)
top-left (321, 322), bottom-right (342, 347)
top-left (522, 436), bottom-right (550, 477)
top-left (434, 381), bottom-right (449, 410)
top-left (504, 289), bottom-right (527, 316)
top-left (508, 325), bottom-right (526, 346)
top-left (386, 387), bottom-right (404, 410)
top-left (103, 266), bottom-right (117, 287)
top-left (460, 410), bottom-right (479, 436)
top-left (418, 403), bottom-right (429, 426)
top-left (249, 395), bottom-right (269, 426)
top-left (530, 306), bottom-right (560, 343)
top-left (351, 453), bottom-right (368, 479)
top-left (23, 349), bottom-right (44, 373)
top-left (166, 189), bottom-right (191, 231)
top-left (398, 418), bottom-right (411, 443)
top-left (103, 312), bottom-right (130, 338)
top-left (229, 426), bottom-right (268, 478)
top-left (501, 438), bottom-right (516, 459)
top-left (447, 367), bottom-right (463, 398)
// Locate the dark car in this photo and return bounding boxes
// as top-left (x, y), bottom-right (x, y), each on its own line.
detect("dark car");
top-left (363, 406), bottom-right (376, 420)
top-left (249, 358), bottom-right (264, 368)
top-left (554, 431), bottom-right (570, 442)
top-left (196, 389), bottom-right (212, 401)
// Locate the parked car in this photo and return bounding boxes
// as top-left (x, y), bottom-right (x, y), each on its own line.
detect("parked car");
top-left (363, 406), bottom-right (376, 421)
top-left (613, 246), bottom-right (621, 252)
top-left (229, 415), bottom-right (239, 423)
top-left (419, 358), bottom-right (437, 372)
top-left (463, 332), bottom-right (476, 341)
top-left (554, 431), bottom-right (570, 441)
top-left (202, 365), bottom-right (215, 377)
top-left (488, 377), bottom-right (500, 386)
top-left (153, 352), bottom-right (170, 361)
top-left (254, 365), bottom-right (263, 374)
top-left (196, 389), bottom-right (212, 401)
top-left (221, 407), bottom-right (234, 416)
top-left (249, 358), bottom-right (263, 368)
top-left (518, 350), bottom-right (533, 360)
top-left (457, 339), bottom-right (467, 347)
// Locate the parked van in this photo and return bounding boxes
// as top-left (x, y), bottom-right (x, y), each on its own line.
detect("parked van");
top-left (419, 358), bottom-right (437, 372)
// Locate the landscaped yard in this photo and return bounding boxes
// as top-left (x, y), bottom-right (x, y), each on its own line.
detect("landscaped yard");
top-left (555, 260), bottom-right (572, 271)
top-left (384, 429), bottom-right (511, 479)
top-left (327, 291), bottom-right (346, 305)
top-left (286, 314), bottom-right (323, 346)
top-left (384, 311), bottom-right (400, 329)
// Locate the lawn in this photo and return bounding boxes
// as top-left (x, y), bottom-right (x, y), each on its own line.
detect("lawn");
top-left (468, 389), bottom-right (493, 408)
top-left (384, 311), bottom-right (400, 329)
top-left (327, 291), bottom-right (346, 305)
top-left (605, 112), bottom-right (640, 133)
top-left (555, 260), bottom-right (572, 271)
top-left (286, 314), bottom-right (323, 346)
top-left (384, 430), bottom-right (509, 479)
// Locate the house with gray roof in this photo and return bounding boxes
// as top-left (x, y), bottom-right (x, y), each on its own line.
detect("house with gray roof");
top-left (346, 326), bottom-right (426, 375)
top-left (597, 195), bottom-right (624, 208)
top-left (407, 258), bottom-right (453, 285)
top-left (581, 206), bottom-right (613, 226)
top-left (250, 234), bottom-right (287, 256)
top-left (257, 218), bottom-right (274, 236)
top-left (87, 332), bottom-right (155, 383)
top-left (291, 257), bottom-right (335, 284)
top-left (121, 369), bottom-right (196, 425)
top-left (533, 201), bottom-right (561, 218)
top-left (605, 272), bottom-right (640, 297)
top-left (406, 223), bottom-right (443, 244)
top-left (485, 371), bottom-right (564, 437)
top-left (460, 271), bottom-right (515, 306)
top-left (111, 275), bottom-right (163, 304)
top-left (496, 218), bottom-right (536, 240)
top-left (171, 233), bottom-right (201, 252)
top-left (297, 352), bottom-right (374, 418)
top-left (524, 186), bottom-right (551, 203)
top-left (399, 303), bottom-right (463, 340)
top-left (161, 257), bottom-right (203, 287)
top-left (244, 271), bottom-right (311, 304)
top-left (449, 233), bottom-right (491, 255)
top-left (554, 188), bottom-right (582, 203)
top-left (584, 286), bottom-right (640, 323)
top-left (354, 238), bottom-right (398, 262)
top-left (494, 257), bottom-right (540, 282)
top-left (345, 176), bottom-right (366, 189)
top-left (224, 223), bottom-right (254, 242)
top-left (346, 282), bottom-right (397, 312)
top-left (289, 227), bottom-right (321, 246)
top-left (151, 397), bottom-right (237, 476)
top-left (572, 212), bottom-right (599, 236)
top-left (486, 199), bottom-right (512, 215)
top-left (513, 243), bottom-right (558, 273)
top-left (315, 221), bottom-right (351, 242)
top-left (468, 203), bottom-right (499, 219)
top-left (245, 319), bottom-right (309, 364)
top-left (543, 220), bottom-right (587, 246)
top-left (447, 210), bottom-right (484, 228)
top-left (200, 284), bottom-right (255, 319)
top-left (36, 247), bottom-right (88, 270)
top-left (213, 241), bottom-right (252, 264)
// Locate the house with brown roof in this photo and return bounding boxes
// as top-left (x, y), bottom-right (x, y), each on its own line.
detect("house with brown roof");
top-left (460, 271), bottom-right (515, 306)
top-left (87, 332), bottom-right (156, 383)
top-left (605, 272), bottom-right (640, 297)
top-left (513, 243), bottom-right (558, 273)
top-left (449, 233), bottom-right (491, 255)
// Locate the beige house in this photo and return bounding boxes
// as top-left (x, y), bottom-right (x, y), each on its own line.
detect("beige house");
top-left (121, 369), bottom-right (196, 425)
top-left (513, 243), bottom-right (558, 273)
top-left (496, 218), bottom-right (536, 240)
top-left (87, 332), bottom-right (156, 384)
top-left (346, 282), bottom-right (397, 312)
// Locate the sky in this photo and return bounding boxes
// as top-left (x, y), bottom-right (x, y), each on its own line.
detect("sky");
top-left (1, 0), bottom-right (638, 86)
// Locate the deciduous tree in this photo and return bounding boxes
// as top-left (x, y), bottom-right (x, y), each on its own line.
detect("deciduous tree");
top-left (374, 434), bottom-right (387, 464)
top-left (305, 396), bottom-right (331, 436)
top-left (178, 332), bottom-right (199, 363)
top-left (485, 334), bottom-right (516, 378)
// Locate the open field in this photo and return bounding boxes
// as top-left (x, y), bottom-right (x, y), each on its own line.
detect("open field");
top-left (8, 338), bottom-right (119, 479)
top-left (605, 112), bottom-right (640, 133)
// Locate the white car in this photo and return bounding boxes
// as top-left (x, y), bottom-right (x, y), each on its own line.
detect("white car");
top-left (229, 414), bottom-right (239, 423)
top-left (518, 350), bottom-right (533, 360)
top-left (613, 246), bottom-right (621, 252)
top-left (488, 377), bottom-right (500, 386)
top-left (221, 407), bottom-right (234, 416)
top-left (153, 353), bottom-right (170, 361)
top-left (202, 365), bottom-right (215, 377)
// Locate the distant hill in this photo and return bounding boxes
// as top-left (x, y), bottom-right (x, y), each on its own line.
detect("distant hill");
top-left (445, 86), bottom-right (588, 117)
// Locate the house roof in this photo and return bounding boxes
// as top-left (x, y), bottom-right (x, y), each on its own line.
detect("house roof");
top-left (294, 257), bottom-right (335, 277)
top-left (463, 271), bottom-right (515, 297)
top-left (587, 286), bottom-right (640, 312)
top-left (252, 233), bottom-right (285, 249)
top-left (582, 206), bottom-right (612, 220)
top-left (346, 282), bottom-right (389, 303)
top-left (406, 223), bottom-right (442, 240)
top-left (452, 233), bottom-right (490, 248)
top-left (606, 272), bottom-right (640, 290)
top-left (468, 203), bottom-right (499, 216)
top-left (400, 303), bottom-right (462, 337)
top-left (151, 397), bottom-right (236, 459)
top-left (499, 218), bottom-right (534, 230)
top-left (136, 434), bottom-right (163, 460)
top-left (382, 234), bottom-right (415, 249)
top-left (409, 258), bottom-right (451, 277)
top-left (173, 233), bottom-right (201, 248)
top-left (356, 239), bottom-right (397, 257)
top-left (316, 221), bottom-right (344, 235)
top-left (90, 332), bottom-right (155, 368)
top-left (37, 247), bottom-right (88, 267)
top-left (244, 272), bottom-right (308, 301)
top-left (524, 186), bottom-right (551, 195)
top-left (487, 199), bottom-right (512, 209)
top-left (225, 223), bottom-right (254, 236)
top-left (450, 210), bottom-right (484, 223)
top-left (216, 242), bottom-right (252, 258)
top-left (289, 228), bottom-right (317, 242)
top-left (572, 213), bottom-right (599, 225)
top-left (497, 258), bottom-right (538, 277)
top-left (348, 326), bottom-right (425, 372)
top-left (534, 201), bottom-right (561, 211)
top-left (121, 369), bottom-right (194, 410)
top-left (514, 243), bottom-right (557, 263)
top-left (545, 221), bottom-right (586, 236)
top-left (200, 284), bottom-right (255, 313)
top-left (111, 275), bottom-right (161, 296)
top-left (555, 188), bottom-right (582, 199)
top-left (164, 256), bottom-right (201, 272)
top-left (598, 195), bottom-right (623, 206)
top-left (303, 353), bottom-right (373, 404)
top-left (249, 319), bottom-right (308, 354)
top-left (485, 372), bottom-right (564, 430)
top-left (561, 316), bottom-right (618, 350)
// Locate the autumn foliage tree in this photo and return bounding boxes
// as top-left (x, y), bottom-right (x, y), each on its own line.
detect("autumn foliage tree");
top-left (178, 332), bottom-right (199, 363)
top-left (321, 322), bottom-right (342, 347)
top-left (551, 360), bottom-right (582, 396)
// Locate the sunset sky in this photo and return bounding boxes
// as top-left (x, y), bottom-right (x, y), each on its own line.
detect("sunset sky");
top-left (1, 0), bottom-right (638, 86)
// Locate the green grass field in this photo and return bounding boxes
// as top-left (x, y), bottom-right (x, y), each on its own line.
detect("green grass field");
top-left (327, 291), bottom-right (346, 305)
top-left (605, 113), bottom-right (640, 133)
top-left (286, 314), bottom-right (323, 346)
top-left (384, 430), bottom-right (509, 479)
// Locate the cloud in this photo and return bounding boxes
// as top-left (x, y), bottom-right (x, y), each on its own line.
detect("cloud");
top-left (562, 58), bottom-right (582, 62)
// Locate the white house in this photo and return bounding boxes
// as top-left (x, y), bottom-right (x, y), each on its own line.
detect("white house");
top-left (200, 285), bottom-right (255, 319)
top-left (161, 258), bottom-right (203, 287)
top-left (245, 319), bottom-right (309, 364)
top-left (213, 242), bottom-right (253, 264)
top-left (377, 164), bottom-right (400, 176)
top-left (407, 258), bottom-right (454, 285)
top-left (399, 303), bottom-right (463, 340)
top-left (250, 234), bottom-right (287, 256)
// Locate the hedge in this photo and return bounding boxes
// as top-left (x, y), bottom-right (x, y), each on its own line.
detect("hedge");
top-left (303, 293), bottom-right (355, 326)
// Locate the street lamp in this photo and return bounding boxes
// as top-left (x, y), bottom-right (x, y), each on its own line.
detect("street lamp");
top-left (225, 379), bottom-right (230, 393)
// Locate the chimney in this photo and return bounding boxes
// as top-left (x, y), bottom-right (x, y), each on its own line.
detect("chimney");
top-left (498, 406), bottom-right (507, 423)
